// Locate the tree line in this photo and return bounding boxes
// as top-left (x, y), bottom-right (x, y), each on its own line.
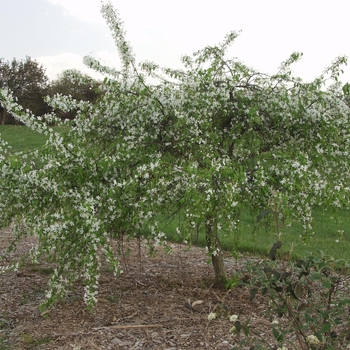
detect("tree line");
top-left (0, 56), bottom-right (101, 125)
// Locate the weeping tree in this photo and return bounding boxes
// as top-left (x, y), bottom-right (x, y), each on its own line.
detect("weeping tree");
top-left (1, 1), bottom-right (350, 308)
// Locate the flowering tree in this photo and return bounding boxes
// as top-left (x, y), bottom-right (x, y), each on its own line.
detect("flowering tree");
top-left (1, 1), bottom-right (350, 308)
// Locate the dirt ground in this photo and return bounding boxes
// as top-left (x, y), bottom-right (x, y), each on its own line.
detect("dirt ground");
top-left (0, 227), bottom-right (278, 349)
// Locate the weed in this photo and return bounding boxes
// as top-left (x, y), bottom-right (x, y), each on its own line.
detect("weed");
top-left (106, 295), bottom-right (119, 303)
top-left (19, 332), bottom-right (52, 349)
top-left (236, 242), bottom-right (350, 349)
top-left (0, 336), bottom-right (11, 350)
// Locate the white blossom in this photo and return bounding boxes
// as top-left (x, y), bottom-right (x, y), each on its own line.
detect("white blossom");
top-left (208, 312), bottom-right (217, 321)
top-left (229, 314), bottom-right (238, 322)
top-left (306, 334), bottom-right (321, 345)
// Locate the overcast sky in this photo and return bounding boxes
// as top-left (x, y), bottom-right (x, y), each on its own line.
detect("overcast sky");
top-left (2, 0), bottom-right (350, 83)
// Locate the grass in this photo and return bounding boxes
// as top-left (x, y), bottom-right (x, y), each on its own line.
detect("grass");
top-left (1, 125), bottom-right (349, 262)
top-left (0, 125), bottom-right (49, 153)
top-left (0, 125), bottom-right (69, 155)
top-left (157, 206), bottom-right (350, 262)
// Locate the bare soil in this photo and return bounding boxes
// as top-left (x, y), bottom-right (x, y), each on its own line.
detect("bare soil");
top-left (0, 227), bottom-right (274, 350)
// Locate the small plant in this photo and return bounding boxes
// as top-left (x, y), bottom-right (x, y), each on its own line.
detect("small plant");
top-left (20, 294), bottom-right (29, 305)
top-left (238, 242), bottom-right (350, 349)
top-left (19, 332), bottom-right (52, 348)
top-left (0, 318), bottom-right (9, 330)
top-left (0, 336), bottom-right (11, 350)
top-left (225, 273), bottom-right (240, 290)
top-left (106, 295), bottom-right (119, 303)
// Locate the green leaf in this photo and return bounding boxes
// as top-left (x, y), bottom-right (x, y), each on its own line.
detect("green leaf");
top-left (243, 327), bottom-right (249, 337)
top-left (273, 270), bottom-right (281, 280)
top-left (272, 283), bottom-right (283, 293)
top-left (263, 266), bottom-right (273, 274)
top-left (220, 303), bottom-right (228, 311)
top-left (314, 332), bottom-right (323, 342)
top-left (320, 323), bottom-right (331, 333)
top-left (342, 82), bottom-right (350, 95)
top-left (339, 298), bottom-right (350, 306)
top-left (334, 317), bottom-right (342, 325)
top-left (293, 282), bottom-right (304, 299)
top-left (272, 327), bottom-right (283, 342)
top-left (322, 280), bottom-right (332, 289)
top-left (250, 288), bottom-right (258, 302)
top-left (280, 272), bottom-right (291, 282)
top-left (305, 310), bottom-right (312, 323)
top-left (310, 272), bottom-right (321, 281)
top-left (257, 209), bottom-right (272, 223)
top-left (269, 241), bottom-right (282, 261)
top-left (234, 321), bottom-right (242, 332)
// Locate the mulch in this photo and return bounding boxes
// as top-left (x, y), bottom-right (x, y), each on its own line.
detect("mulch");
top-left (0, 227), bottom-right (273, 349)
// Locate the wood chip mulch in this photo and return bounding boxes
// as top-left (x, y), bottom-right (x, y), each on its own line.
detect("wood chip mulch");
top-left (0, 228), bottom-right (275, 349)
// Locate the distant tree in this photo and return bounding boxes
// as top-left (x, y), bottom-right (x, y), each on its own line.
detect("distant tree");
top-left (0, 56), bottom-right (49, 125)
top-left (49, 69), bottom-right (101, 120)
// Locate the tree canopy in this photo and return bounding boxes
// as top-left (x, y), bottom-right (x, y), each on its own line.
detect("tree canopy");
top-left (0, 2), bottom-right (349, 309)
top-left (0, 56), bottom-right (49, 124)
top-left (49, 69), bottom-right (101, 120)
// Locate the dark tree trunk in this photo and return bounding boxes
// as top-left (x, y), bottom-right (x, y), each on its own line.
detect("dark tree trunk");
top-left (205, 214), bottom-right (227, 285)
top-left (0, 108), bottom-right (5, 125)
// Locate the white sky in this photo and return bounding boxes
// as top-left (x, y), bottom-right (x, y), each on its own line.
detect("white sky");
top-left (2, 0), bottom-right (350, 83)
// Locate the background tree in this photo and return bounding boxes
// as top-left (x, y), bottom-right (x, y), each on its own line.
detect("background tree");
top-left (0, 56), bottom-right (49, 125)
top-left (49, 69), bottom-right (101, 120)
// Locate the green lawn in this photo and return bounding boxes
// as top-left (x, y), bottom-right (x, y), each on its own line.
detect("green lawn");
top-left (1, 125), bottom-right (349, 262)
top-left (159, 207), bottom-right (350, 261)
top-left (0, 125), bottom-right (49, 153)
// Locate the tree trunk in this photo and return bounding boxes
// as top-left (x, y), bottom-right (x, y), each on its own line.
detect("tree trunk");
top-left (205, 214), bottom-right (226, 285)
top-left (0, 108), bottom-right (5, 125)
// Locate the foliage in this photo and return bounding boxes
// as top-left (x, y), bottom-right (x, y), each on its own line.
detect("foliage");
top-left (1, 123), bottom-right (349, 259)
top-left (0, 1), bottom-right (350, 310)
top-left (234, 243), bottom-right (350, 349)
top-left (0, 57), bottom-right (49, 125)
top-left (49, 69), bottom-right (101, 120)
